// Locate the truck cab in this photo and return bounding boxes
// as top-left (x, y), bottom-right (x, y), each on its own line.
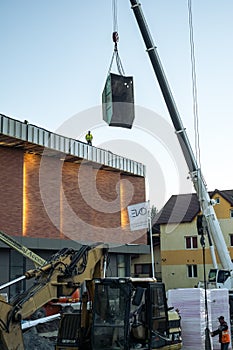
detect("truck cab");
top-left (208, 268), bottom-right (232, 289)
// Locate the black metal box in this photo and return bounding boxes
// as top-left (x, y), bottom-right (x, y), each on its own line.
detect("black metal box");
top-left (102, 73), bottom-right (135, 129)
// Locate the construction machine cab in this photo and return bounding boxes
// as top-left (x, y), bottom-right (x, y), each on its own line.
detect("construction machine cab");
top-left (91, 278), bottom-right (131, 349)
top-left (56, 277), bottom-right (182, 349)
top-left (90, 278), bottom-right (181, 349)
top-left (208, 268), bottom-right (232, 289)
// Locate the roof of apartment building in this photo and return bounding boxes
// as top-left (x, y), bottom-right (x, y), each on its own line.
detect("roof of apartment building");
top-left (153, 189), bottom-right (233, 226)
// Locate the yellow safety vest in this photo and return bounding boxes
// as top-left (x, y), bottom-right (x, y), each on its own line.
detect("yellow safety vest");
top-left (86, 134), bottom-right (93, 141)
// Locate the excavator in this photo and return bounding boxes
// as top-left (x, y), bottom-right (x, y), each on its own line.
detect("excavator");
top-left (0, 243), bottom-right (109, 350)
top-left (0, 241), bottom-right (182, 350)
top-left (56, 277), bottom-right (182, 350)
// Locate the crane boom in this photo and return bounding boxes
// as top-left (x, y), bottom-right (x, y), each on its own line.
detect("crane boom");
top-left (130, 0), bottom-right (233, 276)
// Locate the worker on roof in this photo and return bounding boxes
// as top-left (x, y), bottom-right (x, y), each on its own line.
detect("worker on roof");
top-left (85, 131), bottom-right (93, 146)
top-left (211, 316), bottom-right (230, 350)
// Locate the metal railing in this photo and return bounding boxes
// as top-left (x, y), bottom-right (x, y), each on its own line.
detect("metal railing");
top-left (0, 114), bottom-right (145, 177)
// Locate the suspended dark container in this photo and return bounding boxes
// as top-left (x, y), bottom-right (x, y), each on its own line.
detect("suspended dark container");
top-left (102, 73), bottom-right (135, 129)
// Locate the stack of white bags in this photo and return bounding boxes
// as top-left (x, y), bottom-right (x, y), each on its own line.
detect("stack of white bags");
top-left (167, 288), bottom-right (231, 350)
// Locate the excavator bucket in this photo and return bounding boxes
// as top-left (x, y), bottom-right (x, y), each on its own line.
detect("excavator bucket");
top-left (0, 299), bottom-right (25, 350)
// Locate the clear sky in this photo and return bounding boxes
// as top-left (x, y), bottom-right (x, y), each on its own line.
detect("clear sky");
top-left (1, 0), bottom-right (233, 210)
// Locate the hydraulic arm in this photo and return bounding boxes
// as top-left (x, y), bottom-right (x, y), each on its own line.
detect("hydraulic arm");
top-left (0, 243), bottom-right (108, 350)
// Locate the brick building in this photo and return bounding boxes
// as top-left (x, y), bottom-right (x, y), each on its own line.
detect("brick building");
top-left (0, 114), bottom-right (149, 297)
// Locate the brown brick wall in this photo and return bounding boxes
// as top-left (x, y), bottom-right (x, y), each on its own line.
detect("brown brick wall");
top-left (121, 175), bottom-right (146, 204)
top-left (61, 161), bottom-right (91, 239)
top-left (23, 153), bottom-right (61, 238)
top-left (61, 163), bottom-right (122, 242)
top-left (120, 174), bottom-right (147, 244)
top-left (0, 146), bottom-right (23, 235)
top-left (0, 147), bottom-right (147, 244)
top-left (94, 168), bottom-right (121, 228)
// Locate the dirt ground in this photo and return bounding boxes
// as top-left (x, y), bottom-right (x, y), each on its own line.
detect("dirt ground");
top-left (23, 319), bottom-right (59, 350)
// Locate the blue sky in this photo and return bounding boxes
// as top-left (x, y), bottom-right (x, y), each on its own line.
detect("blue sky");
top-left (1, 1), bottom-right (233, 208)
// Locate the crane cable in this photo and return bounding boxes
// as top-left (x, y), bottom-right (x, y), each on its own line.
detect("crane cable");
top-left (188, 0), bottom-right (201, 171)
top-left (108, 0), bottom-right (125, 76)
top-left (188, 2), bottom-right (211, 349)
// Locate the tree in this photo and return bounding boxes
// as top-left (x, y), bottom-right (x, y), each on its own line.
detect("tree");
top-left (150, 205), bottom-right (157, 221)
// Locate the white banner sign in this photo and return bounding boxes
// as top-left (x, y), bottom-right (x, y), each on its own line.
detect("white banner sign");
top-left (127, 202), bottom-right (149, 231)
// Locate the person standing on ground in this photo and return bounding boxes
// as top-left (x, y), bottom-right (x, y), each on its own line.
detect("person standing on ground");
top-left (211, 316), bottom-right (230, 350)
top-left (85, 131), bottom-right (93, 146)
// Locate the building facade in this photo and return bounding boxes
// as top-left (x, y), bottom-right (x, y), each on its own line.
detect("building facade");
top-left (153, 190), bottom-right (233, 290)
top-left (0, 114), bottom-right (149, 298)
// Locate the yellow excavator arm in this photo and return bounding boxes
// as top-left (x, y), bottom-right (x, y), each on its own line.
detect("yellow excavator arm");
top-left (0, 243), bottom-right (108, 350)
top-left (0, 230), bottom-right (46, 267)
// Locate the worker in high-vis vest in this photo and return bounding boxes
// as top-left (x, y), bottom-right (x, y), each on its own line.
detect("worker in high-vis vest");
top-left (85, 131), bottom-right (93, 146)
top-left (211, 315), bottom-right (230, 350)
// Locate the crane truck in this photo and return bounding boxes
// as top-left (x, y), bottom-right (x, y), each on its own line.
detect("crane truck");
top-left (129, 0), bottom-right (233, 290)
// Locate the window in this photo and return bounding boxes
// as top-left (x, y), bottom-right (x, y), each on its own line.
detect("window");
top-left (134, 263), bottom-right (152, 276)
top-left (217, 270), bottom-right (230, 284)
top-left (230, 209), bottom-right (233, 218)
top-left (185, 236), bottom-right (198, 249)
top-left (215, 197), bottom-right (220, 204)
top-left (9, 250), bottom-right (26, 298)
top-left (187, 264), bottom-right (197, 278)
top-left (230, 234), bottom-right (233, 246)
top-left (117, 254), bottom-right (126, 277)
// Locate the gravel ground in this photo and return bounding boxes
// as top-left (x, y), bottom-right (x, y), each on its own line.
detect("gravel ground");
top-left (23, 319), bottom-right (59, 350)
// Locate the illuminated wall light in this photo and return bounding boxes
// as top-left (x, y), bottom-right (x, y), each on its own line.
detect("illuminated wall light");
top-left (22, 155), bottom-right (28, 236)
top-left (120, 180), bottom-right (129, 229)
top-left (23, 153), bottom-right (37, 236)
top-left (60, 183), bottom-right (63, 238)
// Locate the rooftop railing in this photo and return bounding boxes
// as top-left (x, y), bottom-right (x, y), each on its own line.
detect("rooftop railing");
top-left (0, 114), bottom-right (145, 177)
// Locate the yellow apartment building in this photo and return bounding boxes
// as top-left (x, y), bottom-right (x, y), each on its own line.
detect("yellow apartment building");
top-left (153, 190), bottom-right (233, 290)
